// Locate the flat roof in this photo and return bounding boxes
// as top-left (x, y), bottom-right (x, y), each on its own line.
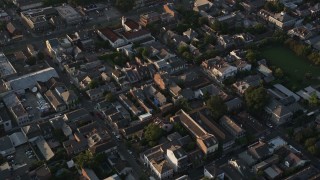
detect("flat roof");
top-left (0, 52), bottom-right (16, 78)
top-left (6, 67), bottom-right (59, 91)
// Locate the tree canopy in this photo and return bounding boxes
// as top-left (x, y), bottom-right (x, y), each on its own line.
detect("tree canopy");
top-left (144, 123), bottom-right (163, 142)
top-left (206, 95), bottom-right (227, 121)
top-left (244, 87), bottom-right (269, 112)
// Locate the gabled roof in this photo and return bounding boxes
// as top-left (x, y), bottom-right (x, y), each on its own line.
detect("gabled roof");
top-left (61, 90), bottom-right (77, 103)
top-left (98, 27), bottom-right (122, 43)
top-left (123, 18), bottom-right (140, 30)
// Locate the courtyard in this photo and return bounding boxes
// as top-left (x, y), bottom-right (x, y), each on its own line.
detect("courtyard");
top-left (261, 45), bottom-right (320, 90)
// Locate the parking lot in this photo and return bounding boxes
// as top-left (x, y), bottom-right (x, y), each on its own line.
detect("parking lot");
top-left (11, 144), bottom-right (38, 169)
top-left (22, 92), bottom-right (42, 121)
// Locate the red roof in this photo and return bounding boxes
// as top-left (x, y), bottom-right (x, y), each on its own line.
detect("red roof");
top-left (98, 27), bottom-right (122, 43)
top-left (124, 19), bottom-right (140, 30)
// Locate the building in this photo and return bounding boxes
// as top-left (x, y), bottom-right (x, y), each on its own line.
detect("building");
top-left (150, 159), bottom-right (174, 179)
top-left (82, 168), bottom-right (99, 180)
top-left (0, 52), bottom-right (16, 78)
top-left (60, 90), bottom-right (78, 109)
top-left (265, 99), bottom-right (293, 125)
top-left (0, 136), bottom-right (15, 156)
top-left (171, 110), bottom-right (219, 155)
top-left (55, 4), bottom-right (82, 25)
top-left (44, 90), bottom-right (66, 112)
top-left (121, 17), bottom-right (141, 32)
top-left (5, 67), bottom-right (59, 94)
top-left (220, 116), bottom-right (245, 138)
top-left (96, 27), bottom-right (126, 48)
top-left (268, 12), bottom-right (296, 29)
top-left (10, 103), bottom-right (29, 126)
top-left (36, 138), bottom-right (54, 161)
top-left (6, 22), bottom-right (23, 40)
top-left (140, 11), bottom-right (160, 27)
top-left (12, 0), bottom-right (44, 10)
top-left (20, 7), bottom-right (57, 32)
top-left (193, 0), bottom-right (213, 12)
top-left (166, 145), bottom-right (188, 172)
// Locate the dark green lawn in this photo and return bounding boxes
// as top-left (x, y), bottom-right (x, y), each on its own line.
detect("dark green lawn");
top-left (261, 46), bottom-right (320, 90)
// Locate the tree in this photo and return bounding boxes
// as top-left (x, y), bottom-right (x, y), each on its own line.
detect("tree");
top-left (274, 68), bottom-right (284, 78)
top-left (176, 98), bottom-right (191, 112)
top-left (308, 145), bottom-right (320, 156)
top-left (309, 92), bottom-right (319, 107)
top-left (74, 151), bottom-right (93, 168)
top-left (246, 49), bottom-right (259, 64)
top-left (144, 124), bottom-right (163, 142)
top-left (115, 0), bottom-right (134, 12)
top-left (173, 122), bottom-right (187, 136)
top-left (88, 80), bottom-right (98, 89)
top-left (178, 45), bottom-right (189, 54)
top-left (264, 0), bottom-right (284, 13)
top-left (105, 92), bottom-right (115, 102)
top-left (305, 138), bottom-right (317, 147)
top-left (244, 87), bottom-right (269, 112)
top-left (206, 96), bottom-right (227, 121)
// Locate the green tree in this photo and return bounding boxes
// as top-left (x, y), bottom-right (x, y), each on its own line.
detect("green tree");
top-left (274, 68), bottom-right (284, 78)
top-left (244, 87), bottom-right (269, 112)
top-left (88, 80), bottom-right (98, 89)
top-left (305, 138), bottom-right (317, 147)
top-left (144, 124), bottom-right (163, 142)
top-left (176, 98), bottom-right (191, 112)
top-left (309, 92), bottom-right (319, 107)
top-left (74, 151), bottom-right (93, 169)
top-left (115, 0), bottom-right (134, 12)
top-left (264, 0), bottom-right (284, 13)
top-left (105, 92), bottom-right (116, 102)
top-left (206, 96), bottom-right (227, 121)
top-left (173, 122), bottom-right (187, 136)
top-left (246, 49), bottom-right (259, 64)
top-left (308, 145), bottom-right (320, 156)
top-left (178, 45), bottom-right (189, 54)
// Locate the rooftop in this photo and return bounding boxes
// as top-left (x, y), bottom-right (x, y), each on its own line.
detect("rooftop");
top-left (0, 53), bottom-right (16, 78)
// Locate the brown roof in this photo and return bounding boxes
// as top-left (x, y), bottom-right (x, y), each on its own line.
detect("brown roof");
top-left (124, 18), bottom-right (140, 30)
top-left (176, 110), bottom-right (207, 138)
top-left (98, 27), bottom-right (122, 43)
top-left (45, 90), bottom-right (65, 109)
top-left (6, 22), bottom-right (16, 34)
top-left (61, 90), bottom-right (77, 103)
top-left (150, 159), bottom-right (172, 174)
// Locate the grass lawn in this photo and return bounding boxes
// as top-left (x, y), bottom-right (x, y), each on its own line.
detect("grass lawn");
top-left (261, 46), bottom-right (320, 90)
